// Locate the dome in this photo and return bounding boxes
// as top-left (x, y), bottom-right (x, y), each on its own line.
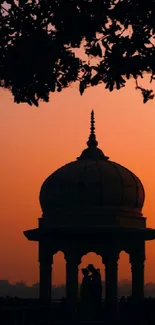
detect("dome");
top-left (39, 111), bottom-right (145, 223)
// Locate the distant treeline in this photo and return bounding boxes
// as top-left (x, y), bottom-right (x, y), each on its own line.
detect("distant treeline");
top-left (0, 280), bottom-right (155, 298)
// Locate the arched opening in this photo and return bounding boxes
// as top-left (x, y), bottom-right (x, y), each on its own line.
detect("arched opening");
top-left (52, 251), bottom-right (66, 299)
top-left (118, 251), bottom-right (131, 299)
top-left (79, 252), bottom-right (105, 298)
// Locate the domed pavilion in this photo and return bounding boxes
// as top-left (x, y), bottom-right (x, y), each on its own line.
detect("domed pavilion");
top-left (24, 110), bottom-right (155, 312)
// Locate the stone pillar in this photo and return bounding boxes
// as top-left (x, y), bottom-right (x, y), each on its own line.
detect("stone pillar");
top-left (65, 252), bottom-right (79, 319)
top-left (104, 256), bottom-right (118, 304)
top-left (39, 242), bottom-right (53, 305)
top-left (129, 243), bottom-right (145, 322)
top-left (130, 245), bottom-right (145, 299)
top-left (103, 251), bottom-right (119, 321)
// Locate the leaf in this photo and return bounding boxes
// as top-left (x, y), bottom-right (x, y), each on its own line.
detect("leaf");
top-left (79, 80), bottom-right (86, 95)
top-left (87, 43), bottom-right (102, 57)
top-left (57, 82), bottom-right (62, 92)
top-left (96, 43), bottom-right (102, 58)
top-left (141, 89), bottom-right (154, 103)
top-left (90, 74), bottom-right (100, 86)
top-left (109, 83), bottom-right (114, 91)
top-left (116, 81), bottom-right (121, 89)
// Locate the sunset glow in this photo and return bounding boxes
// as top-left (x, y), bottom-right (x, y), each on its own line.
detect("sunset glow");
top-left (1, 80), bottom-right (155, 286)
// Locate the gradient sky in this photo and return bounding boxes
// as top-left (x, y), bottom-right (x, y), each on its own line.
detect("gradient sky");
top-left (1, 79), bottom-right (155, 287)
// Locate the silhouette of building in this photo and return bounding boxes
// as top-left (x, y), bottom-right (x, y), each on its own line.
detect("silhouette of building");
top-left (24, 110), bottom-right (155, 315)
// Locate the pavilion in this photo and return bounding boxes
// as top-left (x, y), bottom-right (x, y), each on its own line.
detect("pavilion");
top-left (24, 110), bottom-right (155, 315)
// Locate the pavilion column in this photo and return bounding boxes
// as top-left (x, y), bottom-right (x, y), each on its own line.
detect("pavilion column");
top-left (102, 251), bottom-right (119, 321)
top-left (39, 242), bottom-right (53, 305)
top-left (65, 252), bottom-right (79, 319)
top-left (104, 256), bottom-right (118, 304)
top-left (130, 244), bottom-right (145, 300)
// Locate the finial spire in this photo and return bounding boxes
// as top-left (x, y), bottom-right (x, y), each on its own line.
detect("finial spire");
top-left (87, 110), bottom-right (98, 147)
top-left (90, 110), bottom-right (95, 134)
top-left (77, 109), bottom-right (109, 160)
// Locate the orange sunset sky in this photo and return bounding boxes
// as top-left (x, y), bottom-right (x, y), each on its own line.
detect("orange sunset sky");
top-left (1, 79), bottom-right (155, 287)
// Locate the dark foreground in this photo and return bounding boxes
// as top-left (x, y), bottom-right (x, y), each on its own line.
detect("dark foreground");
top-left (0, 297), bottom-right (155, 324)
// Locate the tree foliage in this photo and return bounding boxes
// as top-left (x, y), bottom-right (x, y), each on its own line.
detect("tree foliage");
top-left (0, 0), bottom-right (155, 106)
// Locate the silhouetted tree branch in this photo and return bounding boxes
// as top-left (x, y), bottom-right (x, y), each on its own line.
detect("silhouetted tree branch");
top-left (0, 0), bottom-right (155, 106)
